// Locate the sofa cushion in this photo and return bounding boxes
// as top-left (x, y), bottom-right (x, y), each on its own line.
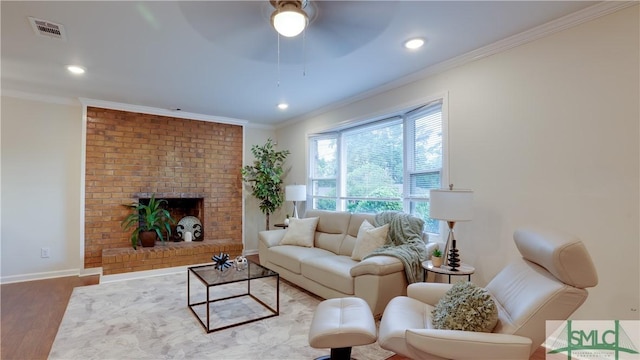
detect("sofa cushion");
top-left (314, 233), bottom-right (347, 255)
top-left (269, 245), bottom-right (335, 274)
top-left (280, 217), bottom-right (319, 247)
top-left (306, 210), bottom-right (351, 253)
top-left (431, 281), bottom-right (498, 332)
top-left (347, 214), bottom-right (376, 238)
top-left (302, 255), bottom-right (358, 294)
top-left (351, 220), bottom-right (389, 261)
top-left (306, 210), bottom-right (351, 234)
top-left (339, 213), bottom-right (376, 256)
top-left (339, 234), bottom-right (358, 257)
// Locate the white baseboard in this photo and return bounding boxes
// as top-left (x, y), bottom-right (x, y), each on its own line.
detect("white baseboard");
top-left (80, 267), bottom-right (103, 277)
top-left (243, 248), bottom-right (258, 256)
top-left (100, 263), bottom-right (211, 284)
top-left (0, 268), bottom-right (81, 284)
top-left (0, 260), bottom-right (256, 285)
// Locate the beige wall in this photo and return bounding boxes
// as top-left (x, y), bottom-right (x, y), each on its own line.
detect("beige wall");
top-left (242, 126), bottom-right (277, 254)
top-left (275, 6), bottom-right (640, 320)
top-left (1, 96), bottom-right (83, 280)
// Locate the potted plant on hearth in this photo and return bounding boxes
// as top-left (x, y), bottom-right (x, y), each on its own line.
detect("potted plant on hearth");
top-left (121, 194), bottom-right (176, 250)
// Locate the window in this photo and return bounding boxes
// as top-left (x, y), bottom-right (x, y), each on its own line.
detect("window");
top-left (308, 98), bottom-right (446, 235)
top-left (309, 136), bottom-right (338, 211)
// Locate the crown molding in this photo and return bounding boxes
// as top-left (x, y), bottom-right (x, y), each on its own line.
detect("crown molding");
top-left (1, 89), bottom-right (80, 106)
top-left (281, 1), bottom-right (637, 127)
top-left (79, 98), bottom-right (249, 126)
top-left (244, 121), bottom-right (276, 130)
top-left (407, 0), bottom-right (637, 80)
top-left (1, 90), bottom-right (252, 127)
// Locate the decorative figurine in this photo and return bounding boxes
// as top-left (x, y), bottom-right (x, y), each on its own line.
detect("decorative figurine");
top-left (212, 252), bottom-right (232, 271)
top-left (234, 256), bottom-right (248, 271)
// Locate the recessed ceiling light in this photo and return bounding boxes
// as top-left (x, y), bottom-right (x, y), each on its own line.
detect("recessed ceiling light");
top-left (67, 65), bottom-right (86, 74)
top-left (277, 103), bottom-right (289, 110)
top-left (404, 38), bottom-right (424, 50)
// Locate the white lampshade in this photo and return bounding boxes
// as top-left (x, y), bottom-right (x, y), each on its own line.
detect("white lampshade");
top-left (429, 189), bottom-right (474, 221)
top-left (285, 185), bottom-right (306, 201)
top-left (271, 4), bottom-right (308, 37)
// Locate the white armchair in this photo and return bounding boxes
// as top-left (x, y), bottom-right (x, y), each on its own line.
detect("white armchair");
top-left (378, 228), bottom-right (598, 360)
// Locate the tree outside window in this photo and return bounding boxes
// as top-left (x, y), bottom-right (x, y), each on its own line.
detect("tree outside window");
top-left (308, 99), bottom-right (445, 234)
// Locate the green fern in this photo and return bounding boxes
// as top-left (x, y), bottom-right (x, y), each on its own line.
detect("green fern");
top-left (121, 193), bottom-right (176, 249)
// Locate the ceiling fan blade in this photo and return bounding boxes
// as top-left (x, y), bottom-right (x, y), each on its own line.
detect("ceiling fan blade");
top-left (179, 2), bottom-right (274, 54)
top-left (178, 1), bottom-right (398, 63)
top-left (305, 1), bottom-right (398, 58)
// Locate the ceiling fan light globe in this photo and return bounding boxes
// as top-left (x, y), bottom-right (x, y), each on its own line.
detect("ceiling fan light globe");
top-left (271, 6), bottom-right (308, 37)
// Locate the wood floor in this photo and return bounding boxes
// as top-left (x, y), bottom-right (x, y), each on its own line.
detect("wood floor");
top-left (1, 275), bottom-right (100, 360)
top-left (1, 265), bottom-right (546, 360)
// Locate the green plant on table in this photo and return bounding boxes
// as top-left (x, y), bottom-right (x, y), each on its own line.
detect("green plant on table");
top-left (432, 248), bottom-right (442, 258)
top-left (120, 193), bottom-right (176, 249)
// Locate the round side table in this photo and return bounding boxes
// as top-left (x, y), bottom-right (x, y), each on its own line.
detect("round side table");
top-left (422, 260), bottom-right (475, 283)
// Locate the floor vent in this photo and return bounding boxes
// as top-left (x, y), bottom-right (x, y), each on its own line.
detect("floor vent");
top-left (28, 17), bottom-right (67, 41)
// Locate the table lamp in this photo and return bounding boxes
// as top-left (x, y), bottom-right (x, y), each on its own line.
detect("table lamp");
top-left (285, 184), bottom-right (306, 219)
top-left (429, 185), bottom-right (473, 271)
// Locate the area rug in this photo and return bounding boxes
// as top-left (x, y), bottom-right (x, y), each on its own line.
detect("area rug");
top-left (49, 272), bottom-right (395, 360)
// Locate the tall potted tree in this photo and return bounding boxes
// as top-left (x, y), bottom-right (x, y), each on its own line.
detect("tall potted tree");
top-left (121, 194), bottom-right (176, 249)
top-left (242, 138), bottom-right (290, 230)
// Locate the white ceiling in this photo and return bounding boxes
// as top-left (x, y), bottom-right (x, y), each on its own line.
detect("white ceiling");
top-left (1, 1), bottom-right (602, 126)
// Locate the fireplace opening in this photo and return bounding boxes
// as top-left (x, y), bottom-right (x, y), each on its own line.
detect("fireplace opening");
top-left (136, 193), bottom-right (204, 241)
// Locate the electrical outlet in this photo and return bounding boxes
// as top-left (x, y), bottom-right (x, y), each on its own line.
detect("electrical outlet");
top-left (41, 247), bottom-right (50, 258)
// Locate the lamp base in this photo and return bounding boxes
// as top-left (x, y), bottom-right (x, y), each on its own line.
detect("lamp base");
top-left (447, 239), bottom-right (460, 271)
top-left (292, 201), bottom-right (299, 219)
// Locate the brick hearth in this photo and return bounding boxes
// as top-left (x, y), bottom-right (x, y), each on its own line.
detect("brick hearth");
top-left (101, 239), bottom-right (242, 275)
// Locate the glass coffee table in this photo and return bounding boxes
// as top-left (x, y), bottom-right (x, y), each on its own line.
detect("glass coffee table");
top-left (188, 259), bottom-right (279, 333)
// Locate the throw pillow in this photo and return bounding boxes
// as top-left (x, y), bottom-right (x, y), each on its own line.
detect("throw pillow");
top-left (431, 281), bottom-right (498, 332)
top-left (351, 220), bottom-right (389, 261)
top-left (280, 217), bottom-right (319, 247)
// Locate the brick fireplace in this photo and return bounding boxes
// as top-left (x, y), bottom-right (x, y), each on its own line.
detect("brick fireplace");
top-left (136, 192), bottom-right (205, 241)
top-left (84, 107), bottom-right (243, 274)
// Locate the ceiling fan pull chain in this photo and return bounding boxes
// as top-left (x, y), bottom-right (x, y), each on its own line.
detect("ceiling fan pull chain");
top-left (302, 28), bottom-right (306, 77)
top-left (277, 33), bottom-right (281, 87)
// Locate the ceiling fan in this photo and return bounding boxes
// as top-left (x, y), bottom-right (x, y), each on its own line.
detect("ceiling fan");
top-left (269, 0), bottom-right (309, 38)
top-left (178, 1), bottom-right (397, 63)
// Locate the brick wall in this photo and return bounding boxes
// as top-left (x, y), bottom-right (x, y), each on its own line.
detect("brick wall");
top-left (85, 107), bottom-right (243, 270)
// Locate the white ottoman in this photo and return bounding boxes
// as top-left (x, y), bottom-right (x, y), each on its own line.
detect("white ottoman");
top-left (308, 297), bottom-right (377, 360)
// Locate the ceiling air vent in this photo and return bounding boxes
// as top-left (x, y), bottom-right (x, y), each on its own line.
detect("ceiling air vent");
top-left (28, 16), bottom-right (67, 41)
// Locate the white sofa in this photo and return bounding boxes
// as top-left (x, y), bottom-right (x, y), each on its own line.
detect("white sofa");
top-left (258, 209), bottom-right (436, 316)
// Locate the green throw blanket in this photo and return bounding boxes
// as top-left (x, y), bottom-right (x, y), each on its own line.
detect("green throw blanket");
top-left (363, 211), bottom-right (427, 283)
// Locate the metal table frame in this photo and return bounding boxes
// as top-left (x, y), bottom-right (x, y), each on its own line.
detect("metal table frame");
top-left (187, 260), bottom-right (279, 333)
top-left (422, 260), bottom-right (475, 283)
